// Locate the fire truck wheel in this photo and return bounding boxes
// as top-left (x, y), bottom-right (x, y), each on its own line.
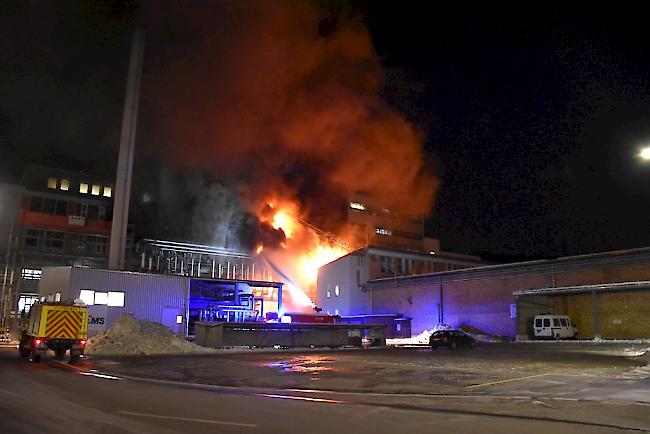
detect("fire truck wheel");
top-left (30, 353), bottom-right (41, 363)
top-left (54, 349), bottom-right (66, 360)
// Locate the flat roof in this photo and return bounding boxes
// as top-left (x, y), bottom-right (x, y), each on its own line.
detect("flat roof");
top-left (48, 266), bottom-right (283, 288)
top-left (514, 280), bottom-right (650, 296)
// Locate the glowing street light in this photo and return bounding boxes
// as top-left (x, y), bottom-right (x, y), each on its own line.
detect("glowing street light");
top-left (640, 147), bottom-right (650, 160)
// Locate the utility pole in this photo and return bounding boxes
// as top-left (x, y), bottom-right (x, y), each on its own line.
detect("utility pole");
top-left (109, 27), bottom-right (145, 270)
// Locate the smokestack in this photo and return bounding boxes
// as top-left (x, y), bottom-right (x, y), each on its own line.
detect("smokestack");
top-left (109, 27), bottom-right (145, 270)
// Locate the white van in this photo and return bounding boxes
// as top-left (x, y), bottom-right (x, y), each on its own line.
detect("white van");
top-left (533, 315), bottom-right (577, 339)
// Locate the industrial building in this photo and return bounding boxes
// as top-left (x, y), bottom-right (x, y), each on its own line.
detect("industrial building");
top-left (347, 192), bottom-right (438, 251)
top-left (38, 267), bottom-right (284, 337)
top-left (363, 247), bottom-right (650, 340)
top-left (1, 165), bottom-right (121, 324)
top-left (316, 245), bottom-right (486, 323)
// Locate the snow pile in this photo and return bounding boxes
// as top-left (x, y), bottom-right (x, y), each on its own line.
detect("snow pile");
top-left (458, 324), bottom-right (506, 342)
top-left (86, 314), bottom-right (215, 356)
top-left (387, 324), bottom-right (451, 346)
top-left (387, 323), bottom-right (507, 346)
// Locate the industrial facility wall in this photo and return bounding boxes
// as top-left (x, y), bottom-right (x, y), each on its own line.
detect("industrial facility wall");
top-left (38, 267), bottom-right (73, 300)
top-left (371, 260), bottom-right (650, 339)
top-left (317, 255), bottom-right (368, 317)
top-left (69, 269), bottom-right (189, 335)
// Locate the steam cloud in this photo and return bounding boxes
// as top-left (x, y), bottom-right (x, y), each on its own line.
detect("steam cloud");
top-left (147, 1), bottom-right (436, 233)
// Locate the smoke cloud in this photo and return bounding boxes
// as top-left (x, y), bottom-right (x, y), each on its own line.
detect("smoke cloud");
top-left (145, 1), bottom-right (436, 231)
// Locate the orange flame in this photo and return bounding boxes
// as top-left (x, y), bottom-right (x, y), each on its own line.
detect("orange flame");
top-left (271, 209), bottom-right (297, 238)
top-left (297, 243), bottom-right (348, 285)
top-left (258, 198), bottom-right (350, 306)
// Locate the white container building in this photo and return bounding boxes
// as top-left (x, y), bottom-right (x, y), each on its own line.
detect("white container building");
top-left (38, 267), bottom-right (283, 337)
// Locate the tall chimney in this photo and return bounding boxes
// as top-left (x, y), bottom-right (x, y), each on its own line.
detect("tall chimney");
top-left (109, 28), bottom-right (145, 270)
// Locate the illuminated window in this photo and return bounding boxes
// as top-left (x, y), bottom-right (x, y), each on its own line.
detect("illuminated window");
top-left (107, 291), bottom-right (125, 307)
top-left (334, 285), bottom-right (340, 297)
top-left (326, 290), bottom-right (331, 298)
top-left (103, 186), bottom-right (112, 198)
top-left (94, 292), bottom-right (108, 305)
top-left (349, 202), bottom-right (366, 211)
top-left (60, 179), bottom-right (69, 191)
top-left (176, 315), bottom-right (183, 324)
top-left (79, 183), bottom-right (89, 194)
top-left (21, 268), bottom-right (42, 280)
top-left (375, 227), bottom-right (392, 236)
top-left (334, 309), bottom-right (339, 315)
top-left (18, 295), bottom-right (39, 313)
top-left (54, 292), bottom-right (61, 302)
top-left (47, 178), bottom-right (57, 189)
top-left (91, 185), bottom-right (100, 195)
top-left (79, 290), bottom-right (95, 306)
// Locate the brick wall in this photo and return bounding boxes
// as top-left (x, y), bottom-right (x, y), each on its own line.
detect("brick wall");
top-left (371, 257), bottom-right (650, 339)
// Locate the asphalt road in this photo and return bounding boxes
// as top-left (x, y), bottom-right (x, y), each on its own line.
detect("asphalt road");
top-left (0, 346), bottom-right (648, 434)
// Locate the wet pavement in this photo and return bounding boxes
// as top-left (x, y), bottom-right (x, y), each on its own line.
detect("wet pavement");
top-left (86, 342), bottom-right (650, 400)
top-left (2, 343), bottom-right (650, 433)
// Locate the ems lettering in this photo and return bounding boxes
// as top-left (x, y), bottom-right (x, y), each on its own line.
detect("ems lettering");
top-left (89, 317), bottom-right (105, 325)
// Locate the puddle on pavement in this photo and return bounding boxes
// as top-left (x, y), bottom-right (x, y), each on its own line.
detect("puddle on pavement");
top-left (263, 355), bottom-right (340, 377)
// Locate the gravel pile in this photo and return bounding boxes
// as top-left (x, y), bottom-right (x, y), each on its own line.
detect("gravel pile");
top-left (86, 314), bottom-right (215, 356)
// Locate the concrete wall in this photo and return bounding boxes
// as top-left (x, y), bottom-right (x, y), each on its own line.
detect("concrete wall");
top-left (316, 254), bottom-right (368, 316)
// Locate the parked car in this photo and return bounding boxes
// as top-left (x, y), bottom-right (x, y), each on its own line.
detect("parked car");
top-left (429, 329), bottom-right (475, 349)
top-left (533, 314), bottom-right (577, 340)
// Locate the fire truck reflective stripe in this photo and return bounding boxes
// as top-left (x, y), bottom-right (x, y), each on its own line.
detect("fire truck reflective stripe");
top-left (48, 319), bottom-right (77, 338)
top-left (45, 309), bottom-right (83, 338)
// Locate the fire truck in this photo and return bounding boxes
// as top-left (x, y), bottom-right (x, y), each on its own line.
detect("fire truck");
top-left (18, 301), bottom-right (89, 363)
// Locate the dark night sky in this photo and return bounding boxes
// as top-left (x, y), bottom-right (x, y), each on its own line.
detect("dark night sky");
top-left (2, 1), bottom-right (650, 261)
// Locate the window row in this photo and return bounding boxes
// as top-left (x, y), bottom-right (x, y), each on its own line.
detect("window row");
top-left (30, 197), bottom-right (108, 220)
top-left (373, 227), bottom-right (422, 241)
top-left (372, 255), bottom-right (469, 274)
top-left (79, 289), bottom-right (125, 307)
top-left (325, 285), bottom-right (341, 298)
top-left (47, 177), bottom-right (112, 197)
top-left (23, 230), bottom-right (109, 256)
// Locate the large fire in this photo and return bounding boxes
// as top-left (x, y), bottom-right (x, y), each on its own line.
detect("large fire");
top-left (258, 199), bottom-right (350, 310)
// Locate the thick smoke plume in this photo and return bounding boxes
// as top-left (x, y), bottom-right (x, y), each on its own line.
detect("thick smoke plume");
top-left (147, 1), bottom-right (437, 231)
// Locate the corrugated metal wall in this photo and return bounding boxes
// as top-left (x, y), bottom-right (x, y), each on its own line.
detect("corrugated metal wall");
top-left (69, 268), bottom-right (189, 336)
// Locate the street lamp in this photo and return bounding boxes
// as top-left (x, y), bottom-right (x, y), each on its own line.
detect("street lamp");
top-left (640, 147), bottom-right (650, 160)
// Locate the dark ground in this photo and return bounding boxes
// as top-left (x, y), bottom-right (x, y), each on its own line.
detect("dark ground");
top-left (1, 342), bottom-right (648, 433)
